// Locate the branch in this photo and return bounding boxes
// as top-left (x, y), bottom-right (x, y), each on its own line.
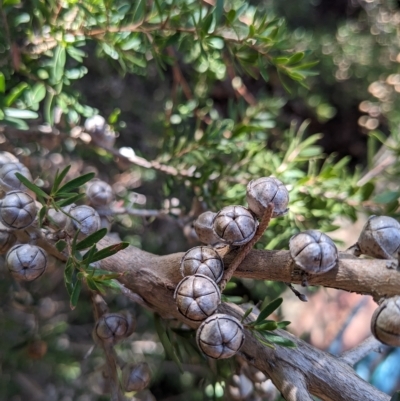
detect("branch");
top-left (340, 336), bottom-right (385, 366)
top-left (88, 237), bottom-right (394, 401)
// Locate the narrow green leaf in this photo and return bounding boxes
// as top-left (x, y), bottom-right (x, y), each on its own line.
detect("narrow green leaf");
top-left (64, 258), bottom-right (75, 284)
top-left (241, 307), bottom-right (253, 323)
top-left (277, 321), bottom-right (291, 329)
top-left (262, 332), bottom-right (296, 348)
top-left (31, 83), bottom-right (46, 103)
top-left (38, 205), bottom-right (48, 227)
top-left (0, 73), bottom-right (5, 93)
top-left (44, 92), bottom-right (54, 125)
top-left (255, 298), bottom-right (283, 325)
top-left (287, 52), bottom-right (305, 65)
top-left (254, 321), bottom-right (278, 331)
top-left (52, 45), bottom-right (66, 83)
top-left (154, 314), bottom-right (183, 372)
top-left (70, 278), bottom-right (82, 309)
top-left (86, 277), bottom-right (103, 292)
top-left (57, 172), bottom-right (95, 194)
top-left (56, 193), bottom-right (85, 207)
top-left (214, 0), bottom-right (224, 25)
top-left (76, 228), bottom-right (107, 251)
top-left (52, 165), bottom-right (71, 194)
top-left (5, 83), bottom-right (28, 107)
top-left (90, 242), bottom-right (129, 263)
top-left (201, 13), bottom-right (214, 34)
top-left (4, 108), bottom-right (38, 119)
top-left (56, 240), bottom-right (67, 252)
top-left (15, 173), bottom-right (49, 199)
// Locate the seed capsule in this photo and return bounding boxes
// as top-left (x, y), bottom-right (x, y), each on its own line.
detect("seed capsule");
top-left (68, 205), bottom-right (101, 238)
top-left (371, 296), bottom-right (400, 347)
top-left (0, 190), bottom-right (37, 229)
top-left (94, 312), bottom-right (136, 345)
top-left (289, 230), bottom-right (338, 274)
top-left (180, 246), bottom-right (224, 283)
top-left (87, 180), bottom-right (114, 207)
top-left (0, 162), bottom-right (32, 192)
top-left (46, 206), bottom-right (72, 231)
top-left (357, 215), bottom-right (400, 259)
top-left (193, 211), bottom-right (220, 245)
top-left (246, 177), bottom-right (289, 219)
top-left (0, 151), bottom-right (18, 166)
top-left (6, 244), bottom-right (47, 281)
top-left (196, 314), bottom-right (245, 359)
top-left (0, 224), bottom-right (17, 254)
top-left (228, 374), bottom-right (253, 401)
top-left (213, 206), bottom-right (257, 246)
top-left (174, 274), bottom-right (221, 321)
top-left (122, 362), bottom-right (151, 392)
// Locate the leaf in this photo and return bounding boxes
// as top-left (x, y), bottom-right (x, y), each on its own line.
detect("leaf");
top-left (201, 13), bottom-right (214, 34)
top-left (15, 173), bottom-right (49, 199)
top-left (90, 242), bottom-right (129, 263)
top-left (57, 172), bottom-right (95, 194)
top-left (38, 205), bottom-right (48, 227)
top-left (5, 82), bottom-right (28, 106)
top-left (44, 92), bottom-right (55, 125)
top-left (4, 108), bottom-right (38, 119)
top-left (154, 314), bottom-right (183, 372)
top-left (254, 321), bottom-right (278, 331)
top-left (56, 193), bottom-right (86, 207)
top-left (70, 278), bottom-right (82, 309)
top-left (214, 0), bottom-right (224, 25)
top-left (241, 307), bottom-right (253, 323)
top-left (52, 45), bottom-right (66, 83)
top-left (277, 321), bottom-right (291, 329)
top-left (30, 83), bottom-right (46, 103)
top-left (75, 228), bottom-right (107, 251)
top-left (3, 0), bottom-right (21, 6)
top-left (287, 52), bottom-right (305, 65)
top-left (262, 332), bottom-right (296, 348)
top-left (52, 165), bottom-right (71, 194)
top-left (0, 73), bottom-right (5, 93)
top-left (132, 0), bottom-right (145, 23)
top-left (254, 298), bottom-right (283, 325)
top-left (56, 240), bottom-right (67, 252)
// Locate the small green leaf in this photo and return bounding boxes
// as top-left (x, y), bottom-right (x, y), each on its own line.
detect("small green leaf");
top-left (30, 83), bottom-right (46, 103)
top-left (262, 332), bottom-right (296, 348)
top-left (255, 298), bottom-right (283, 325)
top-left (83, 244), bottom-right (97, 263)
top-left (241, 307), bottom-right (253, 323)
top-left (287, 52), bottom-right (305, 65)
top-left (56, 193), bottom-right (86, 207)
top-left (76, 228), bottom-right (107, 251)
top-left (90, 242), bottom-right (129, 263)
top-left (108, 108), bottom-right (121, 124)
top-left (277, 321), bottom-right (291, 329)
top-left (15, 173), bottom-right (49, 199)
top-left (254, 321), bottom-right (278, 331)
top-left (201, 13), bottom-right (214, 34)
top-left (154, 314), bottom-right (183, 372)
top-left (5, 82), bottom-right (28, 106)
top-left (52, 45), bottom-right (66, 83)
top-left (3, 0), bottom-right (21, 6)
top-left (0, 73), bottom-right (5, 93)
top-left (57, 172), bottom-right (95, 194)
top-left (4, 108), bottom-right (38, 119)
top-left (52, 165), bottom-right (71, 194)
top-left (38, 205), bottom-right (48, 227)
top-left (70, 278), bottom-right (82, 309)
top-left (56, 240), bottom-right (67, 252)
top-left (214, 0), bottom-right (224, 25)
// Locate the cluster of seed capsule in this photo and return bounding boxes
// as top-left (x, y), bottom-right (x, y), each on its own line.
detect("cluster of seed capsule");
top-left (0, 151), bottom-right (114, 283)
top-left (174, 177), bottom-right (291, 359)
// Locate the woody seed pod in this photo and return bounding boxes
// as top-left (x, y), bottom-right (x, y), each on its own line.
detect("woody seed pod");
top-left (68, 205), bottom-right (101, 238)
top-left (180, 246), bottom-right (224, 283)
top-left (371, 296), bottom-right (400, 347)
top-left (193, 211), bottom-right (220, 245)
top-left (0, 151), bottom-right (18, 166)
top-left (196, 313), bottom-right (245, 359)
top-left (289, 230), bottom-right (338, 274)
top-left (0, 223), bottom-right (17, 254)
top-left (6, 244), bottom-right (47, 281)
top-left (213, 205), bottom-right (257, 246)
top-left (0, 190), bottom-right (37, 229)
top-left (357, 215), bottom-right (400, 259)
top-left (246, 177), bottom-right (289, 219)
top-left (87, 180), bottom-right (114, 207)
top-left (94, 312), bottom-right (136, 345)
top-left (174, 274), bottom-right (221, 321)
top-left (0, 162), bottom-right (32, 192)
top-left (228, 374), bottom-right (254, 401)
top-left (122, 362), bottom-right (151, 392)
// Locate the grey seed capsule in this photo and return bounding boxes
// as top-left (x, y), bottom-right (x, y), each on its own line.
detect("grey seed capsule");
top-left (246, 177), bottom-right (289, 219)
top-left (46, 206), bottom-right (72, 231)
top-left (68, 205), bottom-right (101, 238)
top-left (0, 190), bottom-right (37, 229)
top-left (0, 224), bottom-right (17, 254)
top-left (194, 211), bottom-right (220, 245)
top-left (122, 362), bottom-right (151, 392)
top-left (0, 151), bottom-right (18, 167)
top-left (87, 180), bottom-right (114, 207)
top-left (371, 296), bottom-right (400, 347)
top-left (6, 244), bottom-right (47, 281)
top-left (174, 274), bottom-right (221, 321)
top-left (0, 162), bottom-right (32, 192)
top-left (213, 205), bottom-right (257, 246)
top-left (94, 312), bottom-right (136, 345)
top-left (228, 374), bottom-right (253, 401)
top-left (357, 215), bottom-right (400, 259)
top-left (196, 313), bottom-right (245, 359)
top-left (180, 246), bottom-right (224, 283)
top-left (289, 230), bottom-right (338, 274)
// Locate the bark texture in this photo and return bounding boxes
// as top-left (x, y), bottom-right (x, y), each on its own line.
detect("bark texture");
top-left (94, 237), bottom-right (394, 401)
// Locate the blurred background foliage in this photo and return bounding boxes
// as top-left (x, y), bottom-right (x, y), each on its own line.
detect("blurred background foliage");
top-left (1, 0), bottom-right (400, 399)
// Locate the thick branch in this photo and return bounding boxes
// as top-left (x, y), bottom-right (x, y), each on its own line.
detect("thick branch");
top-left (93, 237), bottom-right (393, 401)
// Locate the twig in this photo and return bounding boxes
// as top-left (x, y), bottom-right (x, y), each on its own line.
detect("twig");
top-left (219, 203), bottom-right (274, 292)
top-left (285, 282), bottom-right (308, 302)
top-left (340, 335), bottom-right (385, 366)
